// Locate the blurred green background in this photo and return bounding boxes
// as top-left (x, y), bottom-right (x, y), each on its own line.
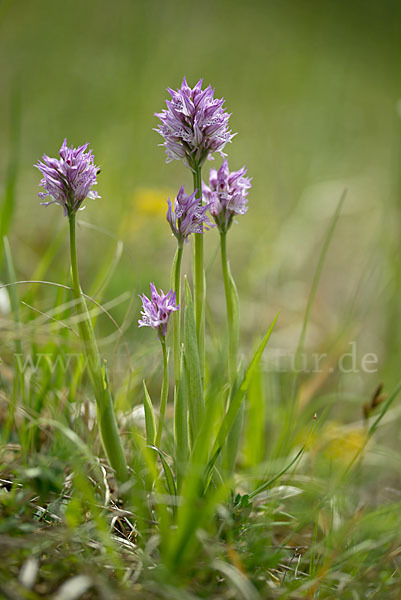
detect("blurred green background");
top-left (1, 0), bottom-right (401, 395)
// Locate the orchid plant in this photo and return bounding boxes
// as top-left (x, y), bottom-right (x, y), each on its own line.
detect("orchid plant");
top-left (35, 77), bottom-right (277, 570)
top-left (36, 139), bottom-right (128, 484)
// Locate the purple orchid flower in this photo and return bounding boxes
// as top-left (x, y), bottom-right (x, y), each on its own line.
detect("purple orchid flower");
top-left (35, 138), bottom-right (100, 216)
top-left (155, 77), bottom-right (235, 169)
top-left (138, 283), bottom-right (180, 338)
top-left (203, 160), bottom-right (251, 232)
top-left (166, 186), bottom-right (214, 244)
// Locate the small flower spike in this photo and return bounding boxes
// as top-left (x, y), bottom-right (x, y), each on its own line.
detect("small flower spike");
top-left (166, 186), bottom-right (214, 244)
top-left (155, 77), bottom-right (235, 169)
top-left (203, 160), bottom-right (251, 233)
top-left (138, 283), bottom-right (180, 339)
top-left (35, 138), bottom-right (100, 216)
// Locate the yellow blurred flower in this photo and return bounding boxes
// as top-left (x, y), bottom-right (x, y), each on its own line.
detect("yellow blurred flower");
top-left (297, 420), bottom-right (368, 463)
top-left (123, 187), bottom-right (174, 234)
top-left (322, 422), bottom-right (367, 462)
top-left (133, 187), bottom-right (171, 217)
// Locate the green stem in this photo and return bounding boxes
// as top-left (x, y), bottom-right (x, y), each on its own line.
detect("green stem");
top-left (192, 163), bottom-right (205, 382)
top-left (156, 337), bottom-right (169, 446)
top-left (69, 214), bottom-right (128, 484)
top-left (171, 242), bottom-right (183, 390)
top-left (220, 231), bottom-right (238, 383)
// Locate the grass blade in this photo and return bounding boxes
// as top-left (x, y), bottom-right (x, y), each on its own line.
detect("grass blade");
top-left (0, 85), bottom-right (20, 269)
top-left (294, 189), bottom-right (347, 373)
top-left (248, 446), bottom-right (304, 500)
top-left (143, 380), bottom-right (156, 446)
top-left (277, 189), bottom-right (347, 455)
top-left (149, 445), bottom-right (177, 502)
top-left (2, 236), bottom-right (25, 444)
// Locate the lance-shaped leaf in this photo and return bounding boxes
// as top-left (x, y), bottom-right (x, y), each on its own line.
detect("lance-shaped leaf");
top-left (143, 380), bottom-right (156, 446)
top-left (183, 278), bottom-right (203, 445)
top-left (175, 353), bottom-right (189, 490)
top-left (211, 313), bottom-right (278, 463)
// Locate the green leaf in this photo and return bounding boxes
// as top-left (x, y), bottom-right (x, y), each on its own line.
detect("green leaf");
top-left (222, 362), bottom-right (245, 475)
top-left (211, 313), bottom-right (278, 461)
top-left (243, 359), bottom-right (266, 467)
top-left (183, 278), bottom-right (203, 445)
top-left (174, 353), bottom-right (189, 490)
top-left (149, 445), bottom-right (177, 501)
top-left (227, 259), bottom-right (240, 372)
top-left (143, 380), bottom-right (156, 446)
top-left (165, 473), bottom-right (230, 572)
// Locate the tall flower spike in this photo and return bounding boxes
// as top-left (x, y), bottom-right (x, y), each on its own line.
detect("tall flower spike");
top-left (166, 186), bottom-right (214, 243)
top-left (35, 138), bottom-right (100, 216)
top-left (155, 77), bottom-right (235, 169)
top-left (203, 160), bottom-right (251, 233)
top-left (138, 283), bottom-right (180, 338)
